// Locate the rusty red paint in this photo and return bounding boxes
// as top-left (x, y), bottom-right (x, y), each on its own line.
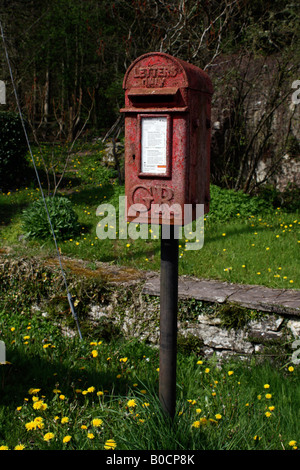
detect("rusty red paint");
top-left (121, 52), bottom-right (213, 225)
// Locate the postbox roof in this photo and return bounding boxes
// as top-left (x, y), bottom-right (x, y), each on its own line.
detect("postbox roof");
top-left (123, 52), bottom-right (213, 94)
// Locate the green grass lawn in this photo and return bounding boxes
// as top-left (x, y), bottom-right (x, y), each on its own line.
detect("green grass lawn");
top-left (0, 143), bottom-right (299, 451)
top-left (0, 305), bottom-right (299, 451)
top-left (1, 144), bottom-right (299, 289)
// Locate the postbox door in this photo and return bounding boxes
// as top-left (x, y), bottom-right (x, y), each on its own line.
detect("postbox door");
top-left (125, 111), bottom-right (188, 225)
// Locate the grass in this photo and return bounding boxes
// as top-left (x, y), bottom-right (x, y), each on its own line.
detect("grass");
top-left (0, 303), bottom-right (299, 451)
top-left (0, 142), bottom-right (299, 289)
top-left (0, 142), bottom-right (299, 451)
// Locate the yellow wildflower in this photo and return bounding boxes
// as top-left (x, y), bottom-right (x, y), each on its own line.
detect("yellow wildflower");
top-left (104, 439), bottom-right (117, 450)
top-left (127, 399), bottom-right (137, 408)
top-left (92, 418), bottom-right (103, 427)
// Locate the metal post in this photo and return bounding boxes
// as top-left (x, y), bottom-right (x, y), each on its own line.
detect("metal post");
top-left (159, 224), bottom-right (178, 419)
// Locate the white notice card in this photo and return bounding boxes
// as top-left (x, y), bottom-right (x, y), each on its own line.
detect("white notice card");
top-left (141, 117), bottom-right (167, 174)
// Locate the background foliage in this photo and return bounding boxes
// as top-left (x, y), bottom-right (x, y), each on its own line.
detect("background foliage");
top-left (0, 0), bottom-right (299, 192)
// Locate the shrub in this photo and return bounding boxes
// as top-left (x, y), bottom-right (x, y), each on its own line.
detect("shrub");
top-left (0, 111), bottom-right (28, 190)
top-left (21, 196), bottom-right (80, 240)
top-left (208, 184), bottom-right (273, 221)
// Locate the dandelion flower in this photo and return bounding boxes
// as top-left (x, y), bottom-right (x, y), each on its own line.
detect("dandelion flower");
top-left (192, 421), bottom-right (201, 428)
top-left (263, 384), bottom-right (270, 389)
top-left (215, 414), bottom-right (222, 420)
top-left (0, 445), bottom-right (9, 450)
top-left (34, 417), bottom-right (44, 429)
top-left (25, 421), bottom-right (37, 431)
top-left (265, 411), bottom-right (272, 418)
top-left (91, 350), bottom-right (98, 358)
top-left (33, 400), bottom-right (47, 410)
top-left (63, 436), bottom-right (71, 444)
top-left (289, 440), bottom-right (297, 447)
top-left (61, 417), bottom-right (69, 424)
top-left (104, 439), bottom-right (117, 450)
top-left (43, 432), bottom-right (54, 442)
top-left (127, 399), bottom-right (137, 408)
top-left (288, 366), bottom-right (294, 372)
top-left (228, 371), bottom-right (234, 376)
top-left (14, 444), bottom-right (25, 450)
top-left (28, 388), bottom-right (41, 395)
top-left (92, 418), bottom-right (103, 427)
top-left (265, 393), bottom-right (272, 399)
top-left (87, 433), bottom-right (95, 440)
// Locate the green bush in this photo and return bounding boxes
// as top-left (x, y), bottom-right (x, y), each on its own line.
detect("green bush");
top-left (208, 184), bottom-right (273, 221)
top-left (21, 196), bottom-right (80, 240)
top-left (0, 111), bottom-right (28, 190)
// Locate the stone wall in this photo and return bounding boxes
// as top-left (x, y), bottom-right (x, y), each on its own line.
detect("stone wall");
top-left (2, 251), bottom-right (299, 362)
top-left (84, 284), bottom-right (300, 362)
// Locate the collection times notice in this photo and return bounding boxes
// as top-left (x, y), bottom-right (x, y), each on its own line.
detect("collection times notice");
top-left (141, 117), bottom-right (167, 174)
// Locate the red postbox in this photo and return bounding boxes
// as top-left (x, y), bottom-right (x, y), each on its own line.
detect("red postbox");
top-left (121, 52), bottom-right (213, 226)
